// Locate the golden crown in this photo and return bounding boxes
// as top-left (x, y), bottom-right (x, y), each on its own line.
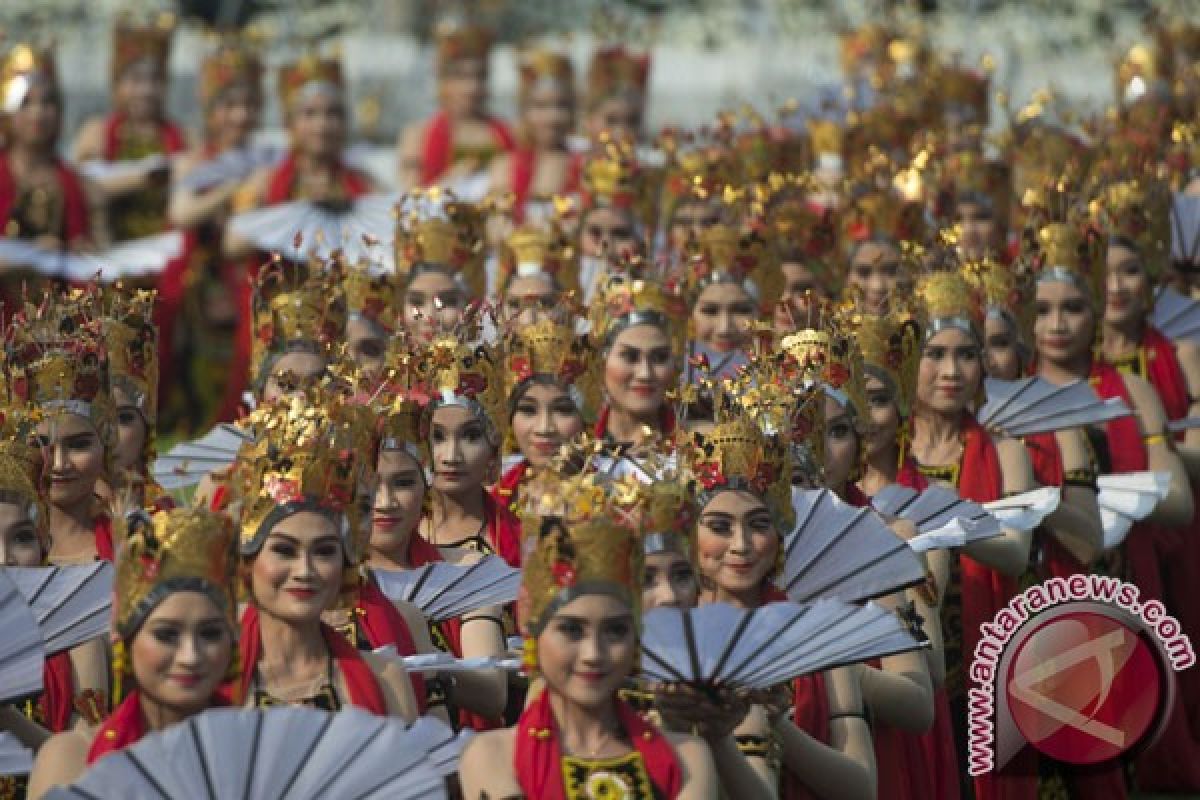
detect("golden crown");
top-left (518, 49), bottom-right (573, 100)
top-left (840, 186), bottom-right (927, 253)
top-left (913, 268), bottom-right (984, 342)
top-left (681, 222), bottom-right (781, 306)
top-left (343, 263), bottom-right (399, 333)
top-left (0, 449), bottom-right (46, 548)
top-left (1022, 221), bottom-right (1106, 308)
top-left (251, 257), bottom-right (347, 388)
top-left (502, 317), bottom-right (595, 396)
top-left (2, 43), bottom-right (56, 113)
top-left (115, 508), bottom-right (238, 637)
top-left (939, 152), bottom-right (1011, 227)
top-left (394, 189), bottom-right (487, 299)
top-left (404, 316), bottom-right (505, 444)
top-left (781, 320), bottom-right (867, 424)
top-left (1087, 177), bottom-right (1172, 279)
top-left (199, 35), bottom-right (262, 108)
top-left (112, 13), bottom-right (174, 83)
top-left (840, 305), bottom-right (921, 416)
top-left (585, 45), bottom-right (650, 107)
top-left (234, 390), bottom-right (372, 558)
top-left (762, 180), bottom-right (840, 286)
top-left (435, 23), bottom-right (492, 73)
top-left (103, 286), bottom-right (158, 427)
top-left (277, 52), bottom-right (342, 112)
top-left (588, 260), bottom-right (688, 352)
top-left (659, 141), bottom-right (734, 226)
top-left (581, 136), bottom-right (644, 212)
top-left (497, 224), bottom-right (577, 297)
top-left (517, 469), bottom-right (643, 635)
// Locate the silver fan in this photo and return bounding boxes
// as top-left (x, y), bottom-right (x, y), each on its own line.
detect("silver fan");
top-left (0, 732), bottom-right (32, 776)
top-left (374, 648), bottom-right (521, 673)
top-left (979, 377), bottom-right (1131, 437)
top-left (1098, 472), bottom-right (1171, 549)
top-left (372, 557), bottom-right (520, 623)
top-left (870, 484), bottom-right (1002, 553)
top-left (1151, 285), bottom-right (1200, 343)
top-left (78, 154), bottom-right (170, 183)
top-left (1169, 195), bottom-right (1200, 290)
top-left (780, 489), bottom-right (926, 603)
top-left (640, 600), bottom-right (921, 689)
top-left (177, 146), bottom-right (284, 192)
top-left (6, 563), bottom-right (113, 654)
top-left (0, 569), bottom-right (44, 703)
top-left (151, 423), bottom-right (254, 490)
top-left (46, 706), bottom-right (462, 800)
top-left (981, 488), bottom-right (1061, 533)
top-left (0, 231), bottom-right (184, 282)
top-left (227, 193), bottom-right (399, 269)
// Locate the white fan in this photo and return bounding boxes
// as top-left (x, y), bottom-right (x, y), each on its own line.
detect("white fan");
top-left (1151, 285), bottom-right (1200, 344)
top-left (870, 485), bottom-right (1002, 553)
top-left (177, 146), bottom-right (285, 192)
top-left (6, 563), bottom-right (113, 654)
top-left (228, 193), bottom-right (399, 269)
top-left (78, 154), bottom-right (170, 183)
top-left (639, 601), bottom-right (921, 690)
top-left (980, 487), bottom-right (1061, 533)
top-left (374, 647), bottom-right (521, 673)
top-left (0, 231), bottom-right (184, 282)
top-left (1170, 194), bottom-right (1200, 277)
top-left (0, 732), bottom-right (33, 776)
top-left (46, 706), bottom-right (461, 800)
top-left (978, 377), bottom-right (1131, 437)
top-left (372, 557), bottom-right (520, 623)
top-left (151, 423), bottom-right (254, 490)
top-left (0, 570), bottom-right (45, 703)
top-left (1098, 472), bottom-right (1171, 549)
top-left (1167, 417), bottom-right (1200, 434)
top-left (780, 489), bottom-right (927, 603)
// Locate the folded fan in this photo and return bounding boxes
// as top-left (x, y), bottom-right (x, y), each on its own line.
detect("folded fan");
top-left (1098, 472), bottom-right (1171, 549)
top-left (780, 488), bottom-right (926, 603)
top-left (7, 563), bottom-right (113, 654)
top-left (372, 557), bottom-right (521, 622)
top-left (870, 484), bottom-right (1002, 552)
top-left (1151, 285), bottom-right (1200, 343)
top-left (0, 231), bottom-right (184, 282)
top-left (374, 647), bottom-right (521, 673)
top-left (151, 423), bottom-right (254, 489)
top-left (78, 154), bottom-right (169, 183)
top-left (228, 193), bottom-right (399, 269)
top-left (0, 570), bottom-right (45, 703)
top-left (981, 487), bottom-right (1060, 533)
top-left (640, 601), bottom-right (921, 690)
top-left (0, 732), bottom-right (32, 776)
top-left (978, 377), bottom-right (1131, 437)
top-left (46, 706), bottom-right (460, 800)
top-left (177, 146), bottom-right (284, 192)
top-left (1168, 417), bottom-right (1200, 434)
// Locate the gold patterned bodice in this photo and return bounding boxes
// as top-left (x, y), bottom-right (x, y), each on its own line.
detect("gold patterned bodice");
top-left (110, 130), bottom-right (169, 241)
top-left (561, 751), bottom-right (660, 800)
top-left (7, 181), bottom-right (64, 239)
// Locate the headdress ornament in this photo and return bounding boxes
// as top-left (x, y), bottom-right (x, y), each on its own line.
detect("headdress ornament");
top-left (112, 13), bottom-right (174, 84)
top-left (102, 285), bottom-right (159, 473)
top-left (1, 42), bottom-right (57, 114)
top-left (935, 60), bottom-right (991, 125)
top-left (585, 46), bottom-right (650, 109)
top-left (435, 22), bottom-right (492, 75)
top-left (406, 312), bottom-right (504, 447)
top-left (588, 255), bottom-right (688, 353)
top-left (839, 303), bottom-right (921, 417)
top-left (250, 255), bottom-right (347, 391)
top-left (579, 135), bottom-right (655, 233)
top-left (680, 218), bottom-right (781, 310)
top-left (1087, 177), bottom-right (1172, 280)
top-left (658, 135), bottom-right (734, 231)
top-left (277, 51), bottom-right (342, 114)
top-left (199, 35), bottom-right (262, 109)
top-left (517, 49), bottom-right (573, 104)
top-left (343, 262), bottom-right (399, 335)
top-left (394, 188), bottom-right (487, 300)
top-left (913, 267), bottom-right (984, 344)
top-left (937, 151), bottom-right (1012, 233)
top-left (761, 176), bottom-right (840, 288)
top-left (1021, 220), bottom-right (1106, 309)
top-left (840, 186), bottom-right (927, 254)
top-left (497, 224), bottom-right (577, 298)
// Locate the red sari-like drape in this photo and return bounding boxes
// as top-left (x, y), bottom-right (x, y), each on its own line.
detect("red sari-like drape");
top-left (419, 111), bottom-right (515, 187)
top-left (509, 149), bottom-right (583, 224)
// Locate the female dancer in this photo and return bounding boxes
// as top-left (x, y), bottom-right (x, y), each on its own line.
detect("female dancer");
top-left (493, 225), bottom-right (572, 326)
top-left (581, 46), bottom-right (650, 144)
top-left (26, 507), bottom-right (237, 797)
top-left (459, 470), bottom-right (719, 798)
top-left (575, 139), bottom-right (650, 304)
top-left (839, 187), bottom-right (925, 313)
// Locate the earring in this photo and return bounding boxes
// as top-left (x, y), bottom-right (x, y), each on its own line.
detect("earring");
top-left (521, 636), bottom-right (539, 676)
top-left (111, 639), bottom-right (129, 704)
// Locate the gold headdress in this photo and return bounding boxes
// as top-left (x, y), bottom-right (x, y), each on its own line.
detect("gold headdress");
top-left (406, 316), bottom-right (504, 447)
top-left (588, 257), bottom-right (688, 352)
top-left (250, 256), bottom-right (347, 390)
top-left (579, 135), bottom-right (651, 231)
top-left (518, 469), bottom-right (643, 636)
top-left (112, 13), bottom-right (174, 83)
top-left (1021, 221), bottom-right (1105, 309)
top-left (394, 189), bottom-right (487, 300)
top-left (658, 138), bottom-right (734, 232)
top-left (199, 35), bottom-right (262, 109)
top-left (344, 262), bottom-right (399, 334)
top-left (497, 224), bottom-right (577, 298)
top-left (234, 389), bottom-right (372, 558)
top-left (518, 49), bottom-right (573, 105)
top-left (277, 52), bottom-right (342, 114)
top-left (2, 43), bottom-right (57, 114)
top-left (5, 291), bottom-right (115, 454)
top-left (840, 186), bottom-right (927, 254)
top-left (1087, 177), bottom-right (1172, 280)
top-left (964, 255), bottom-right (1032, 330)
top-left (840, 305), bottom-right (921, 417)
top-left (368, 333), bottom-right (426, 462)
top-left (938, 151), bottom-right (1012, 233)
top-left (435, 22), bottom-right (492, 74)
top-left (913, 268), bottom-right (984, 343)
top-left (102, 286), bottom-right (159, 473)
top-left (763, 178), bottom-right (840, 289)
top-left (0, 449), bottom-right (47, 550)
top-left (780, 318), bottom-right (868, 425)
top-left (681, 221), bottom-right (781, 310)
top-left (585, 46), bottom-right (650, 109)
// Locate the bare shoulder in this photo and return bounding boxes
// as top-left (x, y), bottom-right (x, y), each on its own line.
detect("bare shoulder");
top-left (992, 435), bottom-right (1026, 462)
top-left (399, 120), bottom-right (429, 154)
top-left (463, 726), bottom-right (517, 763)
top-left (459, 727), bottom-right (520, 797)
top-left (28, 728), bottom-right (92, 797)
top-left (71, 117), bottom-right (108, 160)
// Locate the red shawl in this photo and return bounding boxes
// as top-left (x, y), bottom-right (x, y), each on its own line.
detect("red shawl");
top-left (1140, 326), bottom-right (1190, 423)
top-left (840, 483), bottom-right (870, 508)
top-left (356, 579), bottom-right (426, 712)
top-left (85, 692), bottom-right (146, 764)
top-left (594, 405), bottom-right (677, 441)
top-left (94, 515), bottom-right (114, 562)
top-left (514, 688), bottom-right (682, 800)
top-left (419, 111), bottom-right (515, 186)
top-left (895, 456), bottom-right (929, 492)
top-left (101, 114), bottom-right (186, 160)
top-left (485, 491), bottom-right (522, 568)
top-left (38, 651), bottom-right (74, 733)
top-left (1023, 431), bottom-right (1085, 579)
top-left (510, 149), bottom-right (583, 224)
top-left (226, 605), bottom-right (388, 715)
top-left (491, 460), bottom-right (529, 515)
top-left (0, 152), bottom-right (90, 244)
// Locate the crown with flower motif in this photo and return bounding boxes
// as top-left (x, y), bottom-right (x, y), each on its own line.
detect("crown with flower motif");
top-left (251, 255), bottom-right (347, 389)
top-left (112, 13), bottom-right (174, 83)
top-left (1, 42), bottom-right (57, 114)
top-left (502, 317), bottom-right (594, 397)
top-left (394, 188), bottom-right (487, 299)
top-left (1087, 177), bottom-right (1172, 279)
top-left (0, 448), bottom-right (46, 549)
top-left (685, 388), bottom-right (793, 527)
top-left (277, 51), bottom-right (342, 113)
top-left (102, 285), bottom-right (158, 427)
top-left (580, 135), bottom-right (644, 213)
top-left (964, 254), bottom-right (1033, 334)
top-left (518, 49), bottom-right (573, 102)
top-left (114, 508), bottom-right (238, 637)
top-left (435, 22), bottom-right (492, 74)
top-left (658, 137), bottom-right (734, 228)
top-left (343, 262), bottom-right (399, 334)
top-left (761, 177), bottom-right (840, 286)
top-left (937, 151), bottom-right (1011, 229)
top-left (5, 290), bottom-right (115, 452)
top-left (838, 302), bottom-right (921, 416)
top-left (913, 267), bottom-right (984, 343)
top-left (681, 221), bottom-right (781, 307)
top-left (497, 224), bottom-right (577, 297)
top-left (405, 312), bottom-right (505, 443)
top-left (199, 35), bottom-right (262, 108)
top-left (518, 469), bottom-right (644, 635)
top-left (585, 45), bottom-right (649, 109)
top-left (1021, 220), bottom-right (1106, 309)
top-left (780, 318), bottom-right (867, 424)
top-left (588, 256), bottom-right (688, 352)
top-left (840, 186), bottom-right (927, 254)
top-left (234, 388), bottom-right (373, 557)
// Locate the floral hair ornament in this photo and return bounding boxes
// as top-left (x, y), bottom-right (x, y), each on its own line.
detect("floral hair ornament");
top-left (393, 188), bottom-right (487, 300)
top-left (198, 30), bottom-right (263, 109)
top-left (588, 252), bottom-right (688, 354)
top-left (111, 12), bottom-right (174, 84)
top-left (277, 47), bottom-right (343, 114)
top-left (102, 285), bottom-right (159, 464)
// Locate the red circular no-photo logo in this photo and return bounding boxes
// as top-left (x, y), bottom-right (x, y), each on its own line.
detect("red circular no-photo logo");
top-left (1005, 611), bottom-right (1162, 765)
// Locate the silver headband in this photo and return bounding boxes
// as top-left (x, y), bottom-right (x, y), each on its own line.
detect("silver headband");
top-left (643, 531), bottom-right (687, 556)
top-left (924, 316), bottom-right (979, 344)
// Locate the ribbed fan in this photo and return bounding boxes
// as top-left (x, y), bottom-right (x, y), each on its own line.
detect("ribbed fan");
top-left (372, 557), bottom-right (520, 622)
top-left (870, 484), bottom-right (1002, 552)
top-left (0, 570), bottom-right (44, 703)
top-left (1098, 472), bottom-right (1171, 549)
top-left (7, 563), bottom-right (113, 654)
top-left (151, 423), bottom-right (254, 489)
top-left (0, 732), bottom-right (32, 776)
top-left (228, 194), bottom-right (398, 269)
top-left (978, 377), bottom-right (1130, 437)
top-left (1151, 285), bottom-right (1200, 342)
